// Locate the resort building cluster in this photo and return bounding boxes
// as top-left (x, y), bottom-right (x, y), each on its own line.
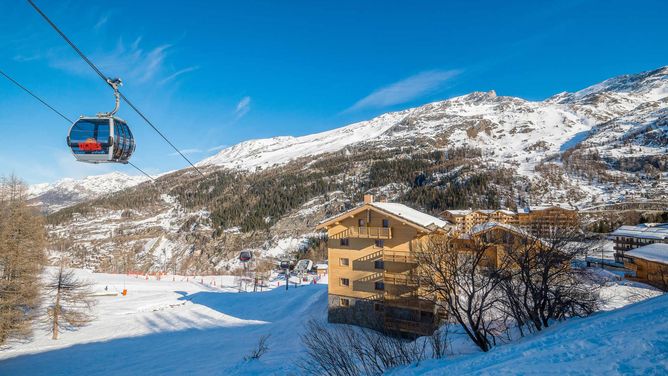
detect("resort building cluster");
top-left (316, 195), bottom-right (668, 336)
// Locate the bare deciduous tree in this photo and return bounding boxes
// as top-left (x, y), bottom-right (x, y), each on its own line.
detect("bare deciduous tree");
top-left (499, 226), bottom-right (601, 333)
top-left (0, 175), bottom-right (46, 345)
top-left (415, 234), bottom-right (511, 352)
top-left (45, 261), bottom-right (95, 340)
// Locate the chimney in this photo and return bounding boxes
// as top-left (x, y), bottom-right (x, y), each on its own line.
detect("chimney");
top-left (364, 194), bottom-right (374, 204)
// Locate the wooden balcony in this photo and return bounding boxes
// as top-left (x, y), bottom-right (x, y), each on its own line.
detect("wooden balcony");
top-left (331, 226), bottom-right (393, 239)
top-left (383, 251), bottom-right (417, 264)
top-left (383, 294), bottom-right (432, 311)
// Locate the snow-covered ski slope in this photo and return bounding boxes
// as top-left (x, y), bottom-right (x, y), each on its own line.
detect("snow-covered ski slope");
top-left (391, 292), bottom-right (668, 376)
top-left (0, 269), bottom-right (663, 375)
top-left (0, 270), bottom-right (327, 376)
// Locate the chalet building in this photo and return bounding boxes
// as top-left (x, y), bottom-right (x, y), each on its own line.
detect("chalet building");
top-left (316, 196), bottom-right (552, 337)
top-left (623, 243), bottom-right (668, 290)
top-left (316, 195), bottom-right (451, 337)
top-left (459, 222), bottom-right (545, 269)
top-left (610, 223), bottom-right (668, 263)
top-left (442, 204), bottom-right (578, 236)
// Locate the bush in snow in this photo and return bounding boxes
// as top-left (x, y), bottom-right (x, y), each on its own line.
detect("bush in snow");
top-left (300, 320), bottom-right (434, 376)
top-left (244, 334), bottom-right (270, 361)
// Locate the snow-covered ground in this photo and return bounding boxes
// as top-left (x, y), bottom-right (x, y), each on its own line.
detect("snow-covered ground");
top-left (391, 292), bottom-right (668, 376)
top-left (0, 269), bottom-right (328, 376)
top-left (0, 268), bottom-right (662, 375)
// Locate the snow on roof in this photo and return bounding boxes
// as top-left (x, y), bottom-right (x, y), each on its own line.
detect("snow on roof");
top-left (370, 202), bottom-right (450, 230)
top-left (444, 209), bottom-right (472, 216)
top-left (626, 243), bottom-right (668, 264)
top-left (518, 203), bottom-right (577, 214)
top-left (611, 223), bottom-right (668, 240)
top-left (314, 263), bottom-right (328, 269)
top-left (445, 209), bottom-right (517, 216)
top-left (468, 222), bottom-right (532, 237)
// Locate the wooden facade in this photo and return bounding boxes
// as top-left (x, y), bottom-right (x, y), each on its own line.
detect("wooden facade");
top-left (317, 196), bottom-right (447, 336)
top-left (624, 258), bottom-right (668, 291)
top-left (442, 205), bottom-right (578, 236)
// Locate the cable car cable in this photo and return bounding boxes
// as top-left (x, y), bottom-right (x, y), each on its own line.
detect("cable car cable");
top-left (0, 69), bottom-right (156, 181)
top-left (0, 69), bottom-right (73, 124)
top-left (26, 0), bottom-right (206, 178)
top-left (127, 161), bottom-right (156, 181)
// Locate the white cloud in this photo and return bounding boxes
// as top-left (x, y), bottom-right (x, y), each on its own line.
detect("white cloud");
top-left (344, 69), bottom-right (461, 113)
top-left (94, 14), bottom-right (109, 31)
top-left (168, 148), bottom-right (202, 157)
top-left (207, 144), bottom-right (228, 152)
top-left (235, 96), bottom-right (251, 120)
top-left (159, 65), bottom-right (199, 85)
top-left (47, 37), bottom-right (192, 86)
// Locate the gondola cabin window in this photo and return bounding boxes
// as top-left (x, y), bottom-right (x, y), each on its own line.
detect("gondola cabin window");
top-left (70, 119), bottom-right (110, 155)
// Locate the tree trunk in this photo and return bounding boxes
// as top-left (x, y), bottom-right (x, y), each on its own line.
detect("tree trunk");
top-left (52, 274), bottom-right (62, 340)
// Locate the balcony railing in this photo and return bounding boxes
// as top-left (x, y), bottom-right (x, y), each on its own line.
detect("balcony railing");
top-left (331, 226), bottom-right (392, 239)
top-left (384, 272), bottom-right (419, 287)
top-left (383, 251), bottom-right (416, 264)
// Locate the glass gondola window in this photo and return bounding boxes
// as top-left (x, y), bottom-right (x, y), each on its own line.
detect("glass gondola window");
top-left (113, 121), bottom-right (123, 159)
top-left (70, 119), bottom-right (110, 155)
top-left (120, 122), bottom-right (134, 159)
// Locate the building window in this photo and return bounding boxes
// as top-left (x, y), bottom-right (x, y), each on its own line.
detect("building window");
top-left (358, 219), bottom-right (366, 227)
top-left (382, 219), bottom-right (390, 228)
top-left (340, 298), bottom-right (350, 307)
top-left (374, 303), bottom-right (384, 311)
top-left (340, 258), bottom-right (349, 266)
top-left (375, 239), bottom-right (384, 248)
top-left (374, 281), bottom-right (385, 291)
top-left (340, 278), bottom-right (350, 287)
top-left (374, 259), bottom-right (384, 270)
top-left (340, 238), bottom-right (349, 247)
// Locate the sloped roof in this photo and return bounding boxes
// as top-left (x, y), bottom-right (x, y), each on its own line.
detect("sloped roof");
top-left (444, 209), bottom-right (473, 216)
top-left (370, 202), bottom-right (449, 230)
top-left (517, 203), bottom-right (577, 214)
top-left (611, 223), bottom-right (668, 240)
top-left (317, 201), bottom-right (451, 232)
top-left (626, 243), bottom-right (668, 264)
top-left (463, 221), bottom-right (549, 247)
top-left (467, 222), bottom-right (534, 238)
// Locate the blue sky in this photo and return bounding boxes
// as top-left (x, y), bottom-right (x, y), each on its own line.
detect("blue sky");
top-left (1, 0), bottom-right (667, 184)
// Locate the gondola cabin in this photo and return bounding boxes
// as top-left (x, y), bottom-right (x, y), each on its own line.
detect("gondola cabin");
top-left (67, 116), bottom-right (135, 163)
top-left (239, 251), bottom-right (253, 262)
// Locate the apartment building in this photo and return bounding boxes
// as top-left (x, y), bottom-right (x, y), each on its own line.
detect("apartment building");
top-left (516, 204), bottom-right (579, 236)
top-left (442, 204), bottom-right (578, 236)
top-left (316, 195), bottom-right (450, 336)
top-left (610, 223), bottom-right (668, 263)
top-left (442, 209), bottom-right (517, 233)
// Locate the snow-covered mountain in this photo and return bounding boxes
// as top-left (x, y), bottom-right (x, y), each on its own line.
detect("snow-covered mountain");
top-left (28, 172), bottom-right (149, 213)
top-left (198, 66), bottom-right (667, 178)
